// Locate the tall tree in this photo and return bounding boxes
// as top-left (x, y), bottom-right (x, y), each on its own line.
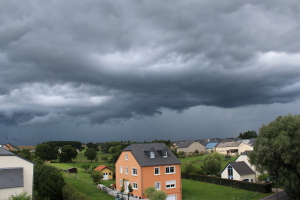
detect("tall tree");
top-left (35, 142), bottom-right (58, 161)
top-left (59, 145), bottom-right (78, 162)
top-left (201, 152), bottom-right (222, 175)
top-left (34, 164), bottom-right (65, 199)
top-left (84, 148), bottom-right (97, 162)
top-left (238, 130), bottom-right (257, 139)
top-left (249, 114), bottom-right (300, 199)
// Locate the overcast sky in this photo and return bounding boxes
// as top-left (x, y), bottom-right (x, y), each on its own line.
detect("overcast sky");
top-left (1, 0), bottom-right (300, 145)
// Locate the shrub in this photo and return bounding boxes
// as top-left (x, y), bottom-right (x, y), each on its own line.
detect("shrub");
top-left (62, 184), bottom-right (89, 200)
top-left (6, 192), bottom-right (31, 200)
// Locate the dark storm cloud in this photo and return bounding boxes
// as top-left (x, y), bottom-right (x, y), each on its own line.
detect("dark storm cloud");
top-left (1, 0), bottom-right (300, 126)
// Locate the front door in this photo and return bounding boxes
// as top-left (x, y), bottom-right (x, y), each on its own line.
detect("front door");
top-left (125, 181), bottom-right (129, 192)
top-left (103, 173), bottom-right (108, 180)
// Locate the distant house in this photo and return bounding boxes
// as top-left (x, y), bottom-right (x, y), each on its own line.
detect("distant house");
top-left (216, 141), bottom-right (252, 155)
top-left (0, 148), bottom-right (34, 200)
top-left (176, 141), bottom-right (205, 155)
top-left (1, 143), bottom-right (19, 151)
top-left (68, 167), bottom-right (78, 173)
top-left (94, 165), bottom-right (114, 180)
top-left (17, 146), bottom-right (36, 153)
top-left (221, 151), bottom-right (261, 182)
top-left (204, 143), bottom-right (218, 153)
top-left (115, 143), bottom-right (182, 200)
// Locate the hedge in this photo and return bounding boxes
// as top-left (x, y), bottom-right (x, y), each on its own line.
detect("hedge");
top-left (181, 173), bottom-right (272, 193)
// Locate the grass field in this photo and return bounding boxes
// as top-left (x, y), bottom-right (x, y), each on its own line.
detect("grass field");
top-left (49, 162), bottom-right (272, 200)
top-left (182, 179), bottom-right (271, 200)
top-left (179, 154), bottom-right (237, 171)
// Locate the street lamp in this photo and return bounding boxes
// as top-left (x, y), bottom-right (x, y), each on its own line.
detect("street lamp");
top-left (267, 175), bottom-right (278, 200)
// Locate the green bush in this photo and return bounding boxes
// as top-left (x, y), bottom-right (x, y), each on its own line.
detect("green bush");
top-left (181, 173), bottom-right (272, 193)
top-left (62, 184), bottom-right (89, 200)
top-left (6, 192), bottom-right (31, 200)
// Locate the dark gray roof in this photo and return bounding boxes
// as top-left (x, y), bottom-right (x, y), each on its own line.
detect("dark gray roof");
top-left (0, 148), bottom-right (15, 155)
top-left (123, 143), bottom-right (181, 167)
top-left (0, 167), bottom-right (24, 189)
top-left (177, 140), bottom-right (195, 148)
top-left (216, 141), bottom-right (242, 148)
top-left (0, 148), bottom-right (35, 164)
top-left (229, 161), bottom-right (255, 175)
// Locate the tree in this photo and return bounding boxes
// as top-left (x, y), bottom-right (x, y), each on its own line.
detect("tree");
top-left (144, 187), bottom-right (167, 200)
top-left (35, 142), bottom-right (58, 161)
top-left (91, 170), bottom-right (103, 184)
top-left (201, 152), bottom-right (222, 175)
top-left (249, 114), bottom-right (300, 199)
top-left (59, 145), bottom-right (78, 162)
top-left (185, 163), bottom-right (195, 174)
top-left (10, 149), bottom-right (32, 161)
top-left (34, 164), bottom-right (65, 199)
top-left (86, 142), bottom-right (98, 150)
top-left (84, 148), bottom-right (97, 162)
top-left (177, 151), bottom-right (185, 158)
top-left (238, 130), bottom-right (257, 139)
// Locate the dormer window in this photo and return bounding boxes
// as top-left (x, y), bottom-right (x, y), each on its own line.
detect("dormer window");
top-left (163, 150), bottom-right (167, 157)
top-left (150, 151), bottom-right (155, 158)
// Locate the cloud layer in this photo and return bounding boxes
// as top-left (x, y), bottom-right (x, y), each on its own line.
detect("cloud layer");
top-left (1, 0), bottom-right (300, 126)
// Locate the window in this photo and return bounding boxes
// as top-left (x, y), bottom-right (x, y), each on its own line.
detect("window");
top-left (150, 151), bottom-right (155, 158)
top-left (155, 182), bottom-right (161, 190)
top-left (120, 166), bottom-right (122, 173)
top-left (228, 165), bottom-right (233, 179)
top-left (154, 167), bottom-right (160, 175)
top-left (166, 180), bottom-right (176, 189)
top-left (132, 182), bottom-right (138, 190)
top-left (132, 168), bottom-right (137, 176)
top-left (163, 150), bottom-right (167, 157)
top-left (126, 167), bottom-right (128, 174)
top-left (165, 166), bottom-right (175, 174)
top-left (125, 153), bottom-right (128, 160)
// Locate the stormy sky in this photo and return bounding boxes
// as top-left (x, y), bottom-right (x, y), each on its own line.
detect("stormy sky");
top-left (1, 0), bottom-right (300, 145)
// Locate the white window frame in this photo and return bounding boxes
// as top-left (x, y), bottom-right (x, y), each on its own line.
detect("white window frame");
top-left (150, 151), bottom-right (155, 158)
top-left (155, 182), bottom-right (161, 190)
top-left (126, 167), bottom-right (128, 174)
top-left (163, 150), bottom-right (168, 157)
top-left (120, 166), bottom-right (123, 174)
top-left (132, 168), bottom-right (137, 176)
top-left (125, 153), bottom-right (128, 160)
top-left (132, 182), bottom-right (138, 190)
top-left (166, 180), bottom-right (176, 189)
top-left (154, 167), bottom-right (160, 175)
top-left (165, 166), bottom-right (175, 174)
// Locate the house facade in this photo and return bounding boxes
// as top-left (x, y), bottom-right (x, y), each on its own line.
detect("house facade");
top-left (115, 143), bottom-right (182, 200)
top-left (216, 141), bottom-right (252, 155)
top-left (221, 151), bottom-right (261, 182)
top-left (176, 141), bottom-right (205, 155)
top-left (0, 148), bottom-right (34, 200)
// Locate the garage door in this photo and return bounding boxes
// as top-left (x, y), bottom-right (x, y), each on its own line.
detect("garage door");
top-left (166, 194), bottom-right (176, 200)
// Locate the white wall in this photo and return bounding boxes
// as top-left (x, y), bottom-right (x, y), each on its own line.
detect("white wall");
top-left (0, 156), bottom-right (34, 200)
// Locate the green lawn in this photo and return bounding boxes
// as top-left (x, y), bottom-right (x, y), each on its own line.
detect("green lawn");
top-left (180, 155), bottom-right (237, 171)
top-left (182, 179), bottom-right (271, 200)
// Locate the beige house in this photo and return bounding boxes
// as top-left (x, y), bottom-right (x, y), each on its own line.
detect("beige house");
top-left (221, 151), bottom-right (261, 182)
top-left (176, 141), bottom-right (205, 155)
top-left (216, 141), bottom-right (252, 155)
top-left (0, 148), bottom-right (34, 200)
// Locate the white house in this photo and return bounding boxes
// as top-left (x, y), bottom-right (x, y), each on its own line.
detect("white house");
top-left (0, 148), bottom-right (34, 200)
top-left (221, 151), bottom-right (261, 182)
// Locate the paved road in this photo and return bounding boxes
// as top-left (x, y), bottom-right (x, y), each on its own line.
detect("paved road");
top-left (260, 188), bottom-right (290, 200)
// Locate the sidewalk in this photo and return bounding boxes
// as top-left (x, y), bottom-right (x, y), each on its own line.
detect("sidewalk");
top-left (97, 184), bottom-right (148, 200)
top-left (260, 188), bottom-right (290, 200)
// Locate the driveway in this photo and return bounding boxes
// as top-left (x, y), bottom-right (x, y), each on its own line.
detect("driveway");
top-left (260, 188), bottom-right (290, 200)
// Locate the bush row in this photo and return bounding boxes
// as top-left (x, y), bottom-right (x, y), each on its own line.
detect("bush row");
top-left (181, 173), bottom-right (272, 193)
top-left (62, 184), bottom-right (89, 200)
